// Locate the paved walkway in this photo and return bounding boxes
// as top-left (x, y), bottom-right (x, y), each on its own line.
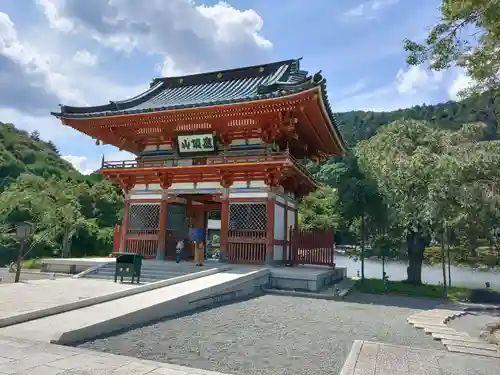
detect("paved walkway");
top-left (0, 334), bottom-right (231, 374)
top-left (0, 278), bottom-right (137, 321)
top-left (340, 340), bottom-right (500, 375)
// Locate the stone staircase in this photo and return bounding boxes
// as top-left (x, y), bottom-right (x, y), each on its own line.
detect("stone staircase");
top-left (81, 260), bottom-right (219, 283)
top-left (407, 309), bottom-right (500, 358)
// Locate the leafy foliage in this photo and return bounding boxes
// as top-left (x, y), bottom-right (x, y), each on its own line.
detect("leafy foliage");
top-left (0, 123), bottom-right (123, 265)
top-left (299, 187), bottom-right (341, 231)
top-left (403, 0), bottom-right (500, 97)
top-left (303, 97), bottom-right (500, 284)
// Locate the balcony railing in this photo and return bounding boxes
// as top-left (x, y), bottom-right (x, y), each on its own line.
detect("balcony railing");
top-left (101, 151), bottom-right (316, 183)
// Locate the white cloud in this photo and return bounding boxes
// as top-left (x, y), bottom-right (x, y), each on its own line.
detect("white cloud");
top-left (448, 69), bottom-right (474, 100)
top-left (344, 0), bottom-right (399, 20)
top-left (62, 150), bottom-right (135, 175)
top-left (37, 0), bottom-right (272, 74)
top-left (62, 155), bottom-right (94, 175)
top-left (332, 65), bottom-right (445, 112)
top-left (1, 1), bottom-right (271, 170)
top-left (396, 65), bottom-right (442, 95)
top-left (73, 50), bottom-right (98, 66)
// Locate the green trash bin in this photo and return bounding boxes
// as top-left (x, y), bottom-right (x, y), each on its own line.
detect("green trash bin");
top-left (114, 252), bottom-right (143, 284)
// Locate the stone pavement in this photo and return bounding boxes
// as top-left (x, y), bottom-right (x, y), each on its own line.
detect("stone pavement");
top-left (407, 309), bottom-right (500, 358)
top-left (339, 340), bottom-right (500, 375)
top-left (0, 278), bottom-right (137, 321)
top-left (0, 335), bottom-right (232, 374)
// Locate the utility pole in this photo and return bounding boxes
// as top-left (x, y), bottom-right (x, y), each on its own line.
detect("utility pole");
top-left (440, 223), bottom-right (447, 298)
top-left (14, 222), bottom-right (32, 283)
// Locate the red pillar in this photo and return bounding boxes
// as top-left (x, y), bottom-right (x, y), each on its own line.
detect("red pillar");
top-left (266, 195), bottom-right (275, 264)
top-left (156, 200), bottom-right (168, 260)
top-left (220, 197), bottom-right (229, 262)
top-left (283, 198), bottom-right (288, 263)
top-left (119, 200), bottom-right (130, 252)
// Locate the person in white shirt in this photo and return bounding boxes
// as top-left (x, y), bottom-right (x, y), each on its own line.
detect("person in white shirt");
top-left (175, 239), bottom-right (184, 263)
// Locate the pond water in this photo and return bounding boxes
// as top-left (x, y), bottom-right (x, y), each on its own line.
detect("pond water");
top-left (335, 254), bottom-right (500, 291)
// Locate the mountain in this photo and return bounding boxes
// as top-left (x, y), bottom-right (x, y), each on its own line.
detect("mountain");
top-left (0, 122), bottom-right (103, 190)
top-left (336, 92), bottom-right (500, 145)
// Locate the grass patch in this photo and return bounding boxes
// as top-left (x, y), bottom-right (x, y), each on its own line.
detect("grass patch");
top-left (21, 258), bottom-right (42, 269)
top-left (354, 278), bottom-right (471, 300)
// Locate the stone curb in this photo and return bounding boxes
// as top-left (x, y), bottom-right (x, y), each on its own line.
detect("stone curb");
top-left (0, 266), bottom-right (230, 328)
top-left (262, 288), bottom-right (348, 300)
top-left (464, 305), bottom-right (500, 312)
top-left (0, 268), bottom-right (70, 277)
top-left (338, 340), bottom-right (364, 375)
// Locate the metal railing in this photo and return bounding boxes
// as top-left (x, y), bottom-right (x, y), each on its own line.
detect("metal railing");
top-left (101, 151), bottom-right (316, 182)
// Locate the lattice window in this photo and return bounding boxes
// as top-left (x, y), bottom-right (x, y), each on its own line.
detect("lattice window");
top-left (229, 203), bottom-right (267, 231)
top-left (128, 203), bottom-right (160, 232)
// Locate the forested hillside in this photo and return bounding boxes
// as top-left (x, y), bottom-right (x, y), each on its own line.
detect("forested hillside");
top-left (0, 122), bottom-right (123, 265)
top-left (0, 92), bottom-right (499, 272)
top-left (0, 124), bottom-right (79, 189)
top-left (336, 91), bottom-right (500, 145)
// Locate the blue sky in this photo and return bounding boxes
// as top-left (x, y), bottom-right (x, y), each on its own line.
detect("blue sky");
top-left (0, 0), bottom-right (470, 174)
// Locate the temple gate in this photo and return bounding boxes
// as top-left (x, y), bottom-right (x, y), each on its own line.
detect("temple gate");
top-left (51, 58), bottom-right (345, 265)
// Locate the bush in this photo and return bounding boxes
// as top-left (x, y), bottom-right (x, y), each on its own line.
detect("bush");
top-left (355, 278), bottom-right (471, 300)
top-left (21, 258), bottom-right (42, 269)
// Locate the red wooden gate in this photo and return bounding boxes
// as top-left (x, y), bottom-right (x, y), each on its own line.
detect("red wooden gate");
top-left (288, 227), bottom-right (335, 267)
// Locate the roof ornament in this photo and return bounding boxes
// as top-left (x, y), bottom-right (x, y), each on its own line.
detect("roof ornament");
top-left (313, 71), bottom-right (323, 83)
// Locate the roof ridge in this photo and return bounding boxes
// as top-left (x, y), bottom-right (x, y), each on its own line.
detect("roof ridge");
top-left (154, 58), bottom-right (300, 83)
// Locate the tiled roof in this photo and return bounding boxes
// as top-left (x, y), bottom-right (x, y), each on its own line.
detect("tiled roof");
top-left (52, 58), bottom-right (324, 119)
top-left (51, 58), bottom-right (345, 152)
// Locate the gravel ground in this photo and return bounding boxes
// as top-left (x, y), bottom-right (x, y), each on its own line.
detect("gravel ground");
top-left (78, 293), bottom-right (444, 375)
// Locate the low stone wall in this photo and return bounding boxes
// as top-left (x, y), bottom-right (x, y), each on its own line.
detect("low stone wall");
top-left (268, 267), bottom-right (346, 292)
top-left (40, 258), bottom-right (112, 274)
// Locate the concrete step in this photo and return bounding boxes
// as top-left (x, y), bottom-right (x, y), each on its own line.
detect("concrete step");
top-left (411, 322), bottom-right (448, 329)
top-left (424, 327), bottom-right (466, 335)
top-left (432, 332), bottom-right (473, 340)
top-left (446, 345), bottom-right (500, 358)
top-left (434, 335), bottom-right (486, 344)
top-left (408, 317), bottom-right (446, 324)
top-left (441, 339), bottom-right (499, 351)
top-left (93, 269), bottom-right (200, 277)
top-left (86, 263), bottom-right (213, 281)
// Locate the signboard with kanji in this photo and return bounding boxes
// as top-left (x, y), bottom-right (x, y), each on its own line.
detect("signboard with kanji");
top-left (177, 133), bottom-right (216, 154)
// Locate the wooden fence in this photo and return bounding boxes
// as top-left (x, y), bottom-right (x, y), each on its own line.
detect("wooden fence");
top-left (288, 227), bottom-right (335, 267)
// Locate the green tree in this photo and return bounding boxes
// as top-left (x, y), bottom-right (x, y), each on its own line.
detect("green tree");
top-left (356, 120), bottom-right (451, 284)
top-left (299, 186), bottom-right (341, 231)
top-left (403, 0), bottom-right (500, 97)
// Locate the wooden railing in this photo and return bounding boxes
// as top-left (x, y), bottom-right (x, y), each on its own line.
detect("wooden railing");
top-left (100, 151), bottom-right (316, 182)
top-left (288, 228), bottom-right (335, 267)
top-left (227, 230), bottom-right (267, 263)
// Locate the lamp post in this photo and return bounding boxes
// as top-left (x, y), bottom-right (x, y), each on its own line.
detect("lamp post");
top-left (14, 222), bottom-right (32, 283)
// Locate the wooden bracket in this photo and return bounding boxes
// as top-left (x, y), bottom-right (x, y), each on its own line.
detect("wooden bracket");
top-left (219, 170), bottom-right (234, 188)
top-left (156, 171), bottom-right (172, 189)
top-left (117, 175), bottom-right (135, 193)
top-left (264, 167), bottom-right (282, 187)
